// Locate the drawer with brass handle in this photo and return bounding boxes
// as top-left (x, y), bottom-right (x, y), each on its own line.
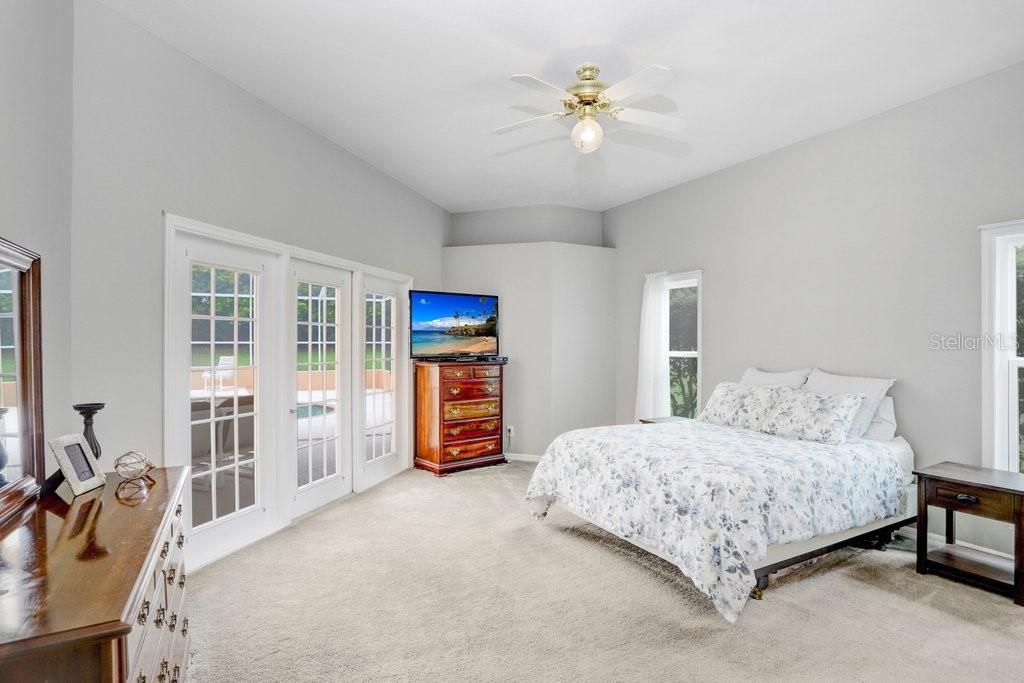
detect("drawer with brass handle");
top-left (443, 399), bottom-right (499, 421)
top-left (443, 417), bottom-right (501, 442)
top-left (442, 437), bottom-right (501, 462)
top-left (473, 366), bottom-right (501, 378)
top-left (441, 367), bottom-right (471, 379)
top-left (443, 379), bottom-right (500, 401)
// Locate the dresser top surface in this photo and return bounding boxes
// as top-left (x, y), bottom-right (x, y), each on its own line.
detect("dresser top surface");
top-left (0, 466), bottom-right (187, 657)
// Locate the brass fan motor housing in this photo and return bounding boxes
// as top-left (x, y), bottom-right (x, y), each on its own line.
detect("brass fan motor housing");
top-left (565, 63), bottom-right (610, 107)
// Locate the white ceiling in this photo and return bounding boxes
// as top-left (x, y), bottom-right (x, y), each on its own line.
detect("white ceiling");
top-left (98, 0), bottom-right (1024, 212)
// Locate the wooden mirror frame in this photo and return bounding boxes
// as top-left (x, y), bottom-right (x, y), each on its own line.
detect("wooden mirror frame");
top-left (0, 239), bottom-right (44, 528)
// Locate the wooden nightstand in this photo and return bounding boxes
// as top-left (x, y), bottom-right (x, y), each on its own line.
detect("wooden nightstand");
top-left (638, 416), bottom-right (686, 425)
top-left (914, 462), bottom-right (1024, 605)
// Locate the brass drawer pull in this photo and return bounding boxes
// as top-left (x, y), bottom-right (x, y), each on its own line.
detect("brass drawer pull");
top-left (448, 448), bottom-right (461, 457)
top-left (177, 532), bottom-right (185, 549)
top-left (154, 606), bottom-right (166, 628)
top-left (160, 541), bottom-right (170, 559)
top-left (485, 442), bottom-right (495, 450)
top-left (448, 386), bottom-right (461, 396)
top-left (447, 407), bottom-right (461, 417)
top-left (179, 572), bottom-right (186, 589)
top-left (175, 503), bottom-right (183, 518)
top-left (166, 567), bottom-right (176, 585)
top-left (453, 370), bottom-right (465, 377)
top-left (168, 613), bottom-right (178, 632)
top-left (481, 421), bottom-right (497, 431)
top-left (483, 385), bottom-right (494, 393)
top-left (181, 617), bottom-right (189, 637)
top-left (448, 427), bottom-right (461, 437)
top-left (137, 600), bottom-right (150, 626)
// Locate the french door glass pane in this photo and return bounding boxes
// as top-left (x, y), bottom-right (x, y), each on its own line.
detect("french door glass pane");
top-left (189, 263), bottom-right (258, 528)
top-left (670, 356), bottom-right (698, 418)
top-left (296, 281), bottom-right (341, 487)
top-left (365, 293), bottom-right (395, 462)
top-left (0, 268), bottom-right (20, 484)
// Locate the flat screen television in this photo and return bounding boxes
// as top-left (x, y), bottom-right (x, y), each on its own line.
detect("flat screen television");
top-left (410, 290), bottom-right (499, 359)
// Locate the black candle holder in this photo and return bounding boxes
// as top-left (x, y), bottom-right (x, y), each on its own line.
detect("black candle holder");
top-left (73, 402), bottom-right (106, 459)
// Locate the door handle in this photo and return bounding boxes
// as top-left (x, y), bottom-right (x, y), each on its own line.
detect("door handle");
top-left (289, 409), bottom-right (297, 415)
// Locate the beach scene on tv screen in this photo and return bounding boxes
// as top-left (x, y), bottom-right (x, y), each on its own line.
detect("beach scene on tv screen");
top-left (411, 292), bottom-right (498, 356)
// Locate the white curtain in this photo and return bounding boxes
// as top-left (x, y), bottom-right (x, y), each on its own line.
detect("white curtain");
top-left (635, 272), bottom-right (670, 421)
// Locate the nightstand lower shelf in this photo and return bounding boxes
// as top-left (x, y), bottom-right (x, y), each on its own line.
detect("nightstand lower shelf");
top-left (924, 544), bottom-right (1016, 597)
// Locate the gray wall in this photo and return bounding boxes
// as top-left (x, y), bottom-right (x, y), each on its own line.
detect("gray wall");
top-left (605, 61), bottom-right (1024, 551)
top-left (0, 0), bottom-right (76, 460)
top-left (443, 242), bottom-right (616, 454)
top-left (70, 0), bottom-right (449, 467)
top-left (449, 205), bottom-right (603, 247)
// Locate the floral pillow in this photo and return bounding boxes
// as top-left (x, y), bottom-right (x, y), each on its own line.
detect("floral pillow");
top-left (760, 387), bottom-right (866, 445)
top-left (699, 382), bottom-right (782, 431)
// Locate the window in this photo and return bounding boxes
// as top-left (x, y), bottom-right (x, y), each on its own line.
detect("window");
top-left (667, 272), bottom-right (701, 418)
top-left (981, 219), bottom-right (1024, 472)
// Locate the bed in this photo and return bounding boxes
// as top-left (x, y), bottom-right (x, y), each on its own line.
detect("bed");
top-left (524, 419), bottom-right (915, 622)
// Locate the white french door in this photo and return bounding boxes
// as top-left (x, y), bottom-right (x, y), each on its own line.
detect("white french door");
top-left (168, 233), bottom-right (283, 569)
top-left (289, 261), bottom-right (353, 518)
top-left (166, 215), bottom-right (412, 569)
top-left (354, 274), bottom-right (409, 491)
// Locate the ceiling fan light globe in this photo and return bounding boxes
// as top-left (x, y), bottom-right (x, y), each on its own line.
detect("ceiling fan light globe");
top-left (571, 117), bottom-right (603, 154)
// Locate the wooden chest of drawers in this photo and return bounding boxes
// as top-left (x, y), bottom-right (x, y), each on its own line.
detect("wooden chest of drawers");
top-left (0, 467), bottom-right (191, 682)
top-left (415, 360), bottom-right (507, 475)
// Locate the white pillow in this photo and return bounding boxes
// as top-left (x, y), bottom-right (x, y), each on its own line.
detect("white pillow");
top-left (760, 388), bottom-right (866, 445)
top-left (863, 396), bottom-right (897, 441)
top-left (700, 382), bottom-right (782, 431)
top-left (739, 367), bottom-right (811, 388)
top-left (803, 369), bottom-right (895, 439)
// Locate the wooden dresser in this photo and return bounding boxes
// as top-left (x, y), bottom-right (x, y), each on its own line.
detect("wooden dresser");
top-left (415, 360), bottom-right (507, 475)
top-left (0, 467), bottom-right (191, 682)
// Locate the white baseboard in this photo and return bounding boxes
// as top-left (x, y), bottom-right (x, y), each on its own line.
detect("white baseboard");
top-left (505, 452), bottom-right (541, 463)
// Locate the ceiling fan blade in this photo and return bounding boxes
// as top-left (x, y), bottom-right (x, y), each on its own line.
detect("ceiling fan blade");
top-left (509, 74), bottom-right (575, 102)
top-left (602, 65), bottom-right (673, 104)
top-left (490, 112), bottom-right (565, 135)
top-left (609, 107), bottom-right (685, 133)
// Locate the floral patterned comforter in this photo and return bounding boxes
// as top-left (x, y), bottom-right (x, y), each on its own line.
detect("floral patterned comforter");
top-left (524, 419), bottom-right (906, 622)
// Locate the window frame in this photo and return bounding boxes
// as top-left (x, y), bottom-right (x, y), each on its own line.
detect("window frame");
top-left (981, 218), bottom-right (1024, 472)
top-left (665, 270), bottom-right (702, 418)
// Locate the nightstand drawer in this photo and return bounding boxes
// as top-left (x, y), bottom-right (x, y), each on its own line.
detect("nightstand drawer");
top-left (926, 480), bottom-right (1015, 522)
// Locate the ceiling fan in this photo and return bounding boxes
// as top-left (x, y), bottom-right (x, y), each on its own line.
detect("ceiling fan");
top-left (492, 63), bottom-right (684, 154)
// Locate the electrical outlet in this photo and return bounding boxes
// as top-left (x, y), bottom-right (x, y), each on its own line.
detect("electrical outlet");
top-left (505, 425), bottom-right (514, 438)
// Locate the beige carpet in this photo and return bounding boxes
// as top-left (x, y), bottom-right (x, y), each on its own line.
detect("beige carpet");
top-left (187, 462), bottom-right (1024, 681)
